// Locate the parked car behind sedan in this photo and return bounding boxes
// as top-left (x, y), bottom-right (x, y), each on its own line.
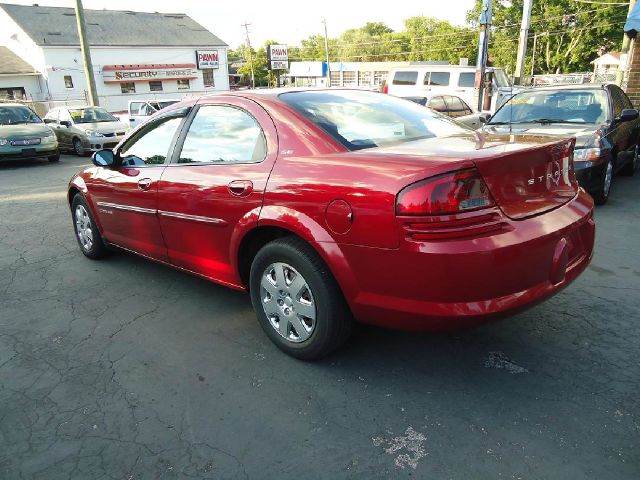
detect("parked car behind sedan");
top-left (481, 84), bottom-right (639, 204)
top-left (0, 104), bottom-right (59, 162)
top-left (403, 94), bottom-right (475, 119)
top-left (68, 89), bottom-right (595, 359)
top-left (44, 106), bottom-right (129, 156)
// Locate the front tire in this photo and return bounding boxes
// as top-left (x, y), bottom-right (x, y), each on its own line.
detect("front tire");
top-left (71, 194), bottom-right (109, 259)
top-left (48, 152), bottom-right (60, 163)
top-left (249, 237), bottom-right (352, 360)
top-left (592, 159), bottom-right (613, 205)
top-left (621, 145), bottom-right (638, 176)
top-left (73, 138), bottom-right (86, 157)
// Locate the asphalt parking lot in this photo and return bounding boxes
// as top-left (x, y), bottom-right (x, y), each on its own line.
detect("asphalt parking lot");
top-left (0, 154), bottom-right (639, 479)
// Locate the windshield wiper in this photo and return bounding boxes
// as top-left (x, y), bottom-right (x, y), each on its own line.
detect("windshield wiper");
top-left (527, 118), bottom-right (586, 125)
top-left (486, 121), bottom-right (511, 125)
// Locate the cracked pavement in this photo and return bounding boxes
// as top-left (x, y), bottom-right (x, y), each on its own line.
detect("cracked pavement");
top-left (0, 155), bottom-right (639, 479)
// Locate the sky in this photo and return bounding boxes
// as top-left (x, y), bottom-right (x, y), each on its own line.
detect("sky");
top-left (2, 0), bottom-right (477, 48)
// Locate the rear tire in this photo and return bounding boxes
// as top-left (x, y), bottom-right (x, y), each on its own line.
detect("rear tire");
top-left (592, 159), bottom-right (613, 205)
top-left (71, 194), bottom-right (109, 259)
top-left (621, 145), bottom-right (638, 176)
top-left (249, 237), bottom-right (352, 360)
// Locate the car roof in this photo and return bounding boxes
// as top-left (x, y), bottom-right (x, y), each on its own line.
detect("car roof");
top-left (526, 84), bottom-right (609, 92)
top-left (0, 103), bottom-right (30, 107)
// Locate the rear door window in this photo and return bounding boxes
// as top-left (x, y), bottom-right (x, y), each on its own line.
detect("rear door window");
top-left (425, 72), bottom-right (451, 86)
top-left (458, 72), bottom-right (475, 88)
top-left (392, 71), bottom-right (418, 86)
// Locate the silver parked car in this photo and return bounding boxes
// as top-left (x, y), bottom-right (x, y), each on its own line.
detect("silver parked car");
top-left (44, 106), bottom-right (129, 156)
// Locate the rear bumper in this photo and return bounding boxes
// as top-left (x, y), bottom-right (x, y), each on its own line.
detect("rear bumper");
top-left (339, 190), bottom-right (595, 330)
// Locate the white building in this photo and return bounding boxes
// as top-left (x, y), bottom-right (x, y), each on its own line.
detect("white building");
top-left (0, 3), bottom-right (229, 112)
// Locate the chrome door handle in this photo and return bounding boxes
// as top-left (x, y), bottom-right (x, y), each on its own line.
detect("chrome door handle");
top-left (138, 178), bottom-right (152, 190)
top-left (228, 180), bottom-right (253, 197)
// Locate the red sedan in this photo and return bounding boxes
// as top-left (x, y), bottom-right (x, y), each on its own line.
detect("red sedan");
top-left (68, 89), bottom-right (595, 359)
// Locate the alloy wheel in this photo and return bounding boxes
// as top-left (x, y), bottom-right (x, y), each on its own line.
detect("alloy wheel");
top-left (260, 262), bottom-right (316, 343)
top-left (73, 139), bottom-right (83, 156)
top-left (75, 204), bottom-right (93, 251)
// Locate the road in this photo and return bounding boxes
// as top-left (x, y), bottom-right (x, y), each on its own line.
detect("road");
top-left (1, 155), bottom-right (639, 479)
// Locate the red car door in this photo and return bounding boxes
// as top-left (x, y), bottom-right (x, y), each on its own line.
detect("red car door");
top-left (89, 112), bottom-right (187, 261)
top-left (156, 97), bottom-right (278, 287)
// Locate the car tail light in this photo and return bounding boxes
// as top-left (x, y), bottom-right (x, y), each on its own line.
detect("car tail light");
top-left (396, 168), bottom-right (495, 216)
top-left (383, 83), bottom-right (389, 94)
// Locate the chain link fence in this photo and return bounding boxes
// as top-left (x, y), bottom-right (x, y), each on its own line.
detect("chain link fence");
top-left (521, 72), bottom-right (626, 89)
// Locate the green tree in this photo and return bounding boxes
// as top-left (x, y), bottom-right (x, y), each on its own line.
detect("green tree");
top-left (468, 0), bottom-right (627, 74)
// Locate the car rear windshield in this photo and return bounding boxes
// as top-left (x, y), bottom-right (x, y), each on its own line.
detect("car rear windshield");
top-left (489, 89), bottom-right (608, 125)
top-left (69, 107), bottom-right (118, 124)
top-left (279, 90), bottom-right (468, 151)
top-left (0, 106), bottom-right (42, 125)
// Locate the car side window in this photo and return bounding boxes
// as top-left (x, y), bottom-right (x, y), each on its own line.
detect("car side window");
top-left (445, 96), bottom-right (465, 117)
top-left (393, 71), bottom-right (418, 86)
top-left (458, 72), bottom-right (475, 88)
top-left (427, 72), bottom-right (450, 86)
top-left (119, 116), bottom-right (184, 166)
top-left (610, 87), bottom-right (626, 118)
top-left (428, 96), bottom-right (447, 113)
top-left (177, 105), bottom-right (266, 164)
top-left (130, 102), bottom-right (144, 115)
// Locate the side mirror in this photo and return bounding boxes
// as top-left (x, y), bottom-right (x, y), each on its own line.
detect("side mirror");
top-left (60, 120), bottom-right (72, 128)
top-left (479, 113), bottom-right (491, 124)
top-left (616, 108), bottom-right (639, 123)
top-left (92, 149), bottom-right (115, 168)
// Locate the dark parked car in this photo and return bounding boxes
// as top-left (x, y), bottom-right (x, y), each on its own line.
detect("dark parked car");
top-left (481, 84), bottom-right (639, 204)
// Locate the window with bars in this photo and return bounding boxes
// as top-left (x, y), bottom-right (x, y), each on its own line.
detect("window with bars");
top-left (330, 71), bottom-right (341, 87)
top-left (373, 71), bottom-right (388, 86)
top-left (149, 81), bottom-right (163, 92)
top-left (342, 71), bottom-right (356, 86)
top-left (358, 71), bottom-right (372, 86)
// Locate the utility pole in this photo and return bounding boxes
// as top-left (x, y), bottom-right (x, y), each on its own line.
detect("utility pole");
top-left (531, 31), bottom-right (548, 77)
top-left (513, 0), bottom-right (533, 85)
top-left (74, 0), bottom-right (98, 106)
top-left (476, 0), bottom-right (492, 111)
top-left (322, 19), bottom-right (331, 87)
top-left (241, 22), bottom-right (255, 88)
top-left (617, 0), bottom-right (637, 86)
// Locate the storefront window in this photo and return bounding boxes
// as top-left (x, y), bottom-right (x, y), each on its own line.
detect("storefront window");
top-left (149, 81), bottom-right (163, 92)
top-left (121, 82), bottom-right (136, 94)
top-left (64, 75), bottom-right (74, 89)
top-left (177, 79), bottom-right (190, 90)
top-left (203, 69), bottom-right (215, 88)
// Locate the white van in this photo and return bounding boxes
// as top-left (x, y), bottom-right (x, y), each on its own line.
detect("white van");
top-left (384, 65), bottom-right (513, 112)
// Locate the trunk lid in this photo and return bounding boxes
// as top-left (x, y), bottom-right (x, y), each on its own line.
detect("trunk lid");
top-left (367, 132), bottom-right (579, 220)
top-left (471, 135), bottom-right (578, 220)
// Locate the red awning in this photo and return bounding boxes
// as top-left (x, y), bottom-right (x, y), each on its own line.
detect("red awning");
top-left (103, 64), bottom-right (196, 71)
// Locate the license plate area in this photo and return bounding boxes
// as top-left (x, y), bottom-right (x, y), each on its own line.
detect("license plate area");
top-left (21, 148), bottom-right (36, 156)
